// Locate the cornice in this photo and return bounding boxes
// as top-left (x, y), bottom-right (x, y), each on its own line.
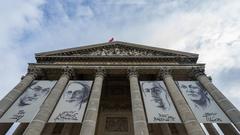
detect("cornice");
top-left (28, 63), bottom-right (205, 70)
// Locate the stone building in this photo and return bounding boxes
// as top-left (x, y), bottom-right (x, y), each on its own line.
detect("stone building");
top-left (0, 41), bottom-right (239, 135)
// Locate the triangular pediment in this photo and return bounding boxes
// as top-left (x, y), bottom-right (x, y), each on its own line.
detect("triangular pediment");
top-left (36, 41), bottom-right (198, 58)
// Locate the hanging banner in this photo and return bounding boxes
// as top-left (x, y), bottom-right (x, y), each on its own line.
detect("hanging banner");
top-left (176, 81), bottom-right (231, 123)
top-left (0, 80), bottom-right (56, 123)
top-left (49, 81), bottom-right (93, 123)
top-left (140, 81), bottom-right (181, 123)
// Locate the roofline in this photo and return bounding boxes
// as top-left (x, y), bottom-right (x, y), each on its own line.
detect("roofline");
top-left (117, 41), bottom-right (198, 57)
top-left (35, 41), bottom-right (198, 57)
top-left (35, 42), bottom-right (111, 56)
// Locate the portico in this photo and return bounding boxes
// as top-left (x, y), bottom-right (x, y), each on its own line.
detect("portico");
top-left (0, 41), bottom-right (239, 135)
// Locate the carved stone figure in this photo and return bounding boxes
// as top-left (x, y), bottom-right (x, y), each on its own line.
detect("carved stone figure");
top-left (82, 47), bottom-right (162, 56)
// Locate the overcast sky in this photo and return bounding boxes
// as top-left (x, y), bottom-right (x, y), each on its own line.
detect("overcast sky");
top-left (0, 0), bottom-right (239, 112)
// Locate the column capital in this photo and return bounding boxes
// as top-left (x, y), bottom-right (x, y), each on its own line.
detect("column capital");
top-left (191, 67), bottom-right (205, 78)
top-left (62, 66), bottom-right (74, 77)
top-left (27, 65), bottom-right (43, 78)
top-left (128, 67), bottom-right (138, 77)
top-left (95, 67), bottom-right (106, 77)
top-left (158, 67), bottom-right (172, 79)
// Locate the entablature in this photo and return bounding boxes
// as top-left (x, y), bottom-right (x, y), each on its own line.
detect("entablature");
top-left (28, 63), bottom-right (205, 81)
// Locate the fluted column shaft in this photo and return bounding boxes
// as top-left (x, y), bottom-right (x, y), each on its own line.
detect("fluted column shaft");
top-left (204, 123), bottom-right (219, 135)
top-left (161, 70), bottom-right (205, 135)
top-left (0, 67), bottom-right (41, 118)
top-left (0, 123), bottom-right (12, 134)
top-left (13, 123), bottom-right (29, 135)
top-left (175, 124), bottom-right (188, 135)
top-left (194, 69), bottom-right (240, 131)
top-left (218, 123), bottom-right (239, 135)
top-left (23, 68), bottom-right (72, 135)
top-left (128, 69), bottom-right (149, 135)
top-left (79, 69), bottom-right (104, 135)
top-left (160, 124), bottom-right (172, 135)
top-left (41, 123), bottom-right (56, 135)
top-left (61, 124), bottom-right (73, 135)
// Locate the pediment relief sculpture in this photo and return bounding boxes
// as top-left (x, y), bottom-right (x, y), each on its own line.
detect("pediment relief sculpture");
top-left (72, 47), bottom-right (171, 56)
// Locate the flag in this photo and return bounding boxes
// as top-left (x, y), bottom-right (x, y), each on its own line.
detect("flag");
top-left (108, 37), bottom-right (114, 42)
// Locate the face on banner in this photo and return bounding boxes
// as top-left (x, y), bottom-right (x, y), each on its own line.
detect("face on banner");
top-left (176, 81), bottom-right (231, 123)
top-left (180, 82), bottom-right (210, 109)
top-left (19, 81), bottom-right (51, 107)
top-left (48, 81), bottom-right (93, 123)
top-left (143, 81), bottom-right (170, 110)
top-left (0, 81), bottom-right (56, 123)
top-left (63, 82), bottom-right (90, 110)
top-left (140, 81), bottom-right (181, 123)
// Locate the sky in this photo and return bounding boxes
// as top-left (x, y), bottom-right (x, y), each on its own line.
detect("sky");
top-left (0, 0), bottom-right (240, 133)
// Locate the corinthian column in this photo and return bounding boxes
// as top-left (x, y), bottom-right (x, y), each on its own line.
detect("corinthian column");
top-left (128, 68), bottom-right (149, 135)
top-left (193, 68), bottom-right (240, 131)
top-left (160, 68), bottom-right (205, 135)
top-left (0, 66), bottom-right (42, 118)
top-left (80, 68), bottom-right (105, 135)
top-left (23, 67), bottom-right (73, 135)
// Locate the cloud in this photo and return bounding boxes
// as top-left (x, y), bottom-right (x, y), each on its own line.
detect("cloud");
top-left (0, 0), bottom-right (239, 114)
top-left (0, 0), bottom-right (46, 99)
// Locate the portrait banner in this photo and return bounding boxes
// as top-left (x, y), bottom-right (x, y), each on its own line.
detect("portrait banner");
top-left (176, 81), bottom-right (231, 123)
top-left (140, 81), bottom-right (181, 123)
top-left (0, 80), bottom-right (56, 123)
top-left (48, 81), bottom-right (93, 123)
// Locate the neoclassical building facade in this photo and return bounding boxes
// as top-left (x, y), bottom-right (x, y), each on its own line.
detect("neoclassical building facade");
top-left (0, 41), bottom-right (239, 135)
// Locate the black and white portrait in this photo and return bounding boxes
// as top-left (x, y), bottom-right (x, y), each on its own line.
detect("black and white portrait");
top-left (48, 81), bottom-right (93, 123)
top-left (176, 81), bottom-right (231, 123)
top-left (0, 81), bottom-right (56, 123)
top-left (19, 81), bottom-right (51, 107)
top-left (141, 81), bottom-right (171, 110)
top-left (140, 81), bottom-right (181, 123)
top-left (63, 81), bottom-right (91, 110)
top-left (177, 81), bottom-right (211, 109)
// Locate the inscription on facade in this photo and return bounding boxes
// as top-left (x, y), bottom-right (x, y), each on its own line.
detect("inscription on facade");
top-left (54, 111), bottom-right (78, 121)
top-left (153, 113), bottom-right (175, 122)
top-left (105, 117), bottom-right (128, 132)
top-left (10, 110), bottom-right (25, 122)
top-left (202, 113), bottom-right (222, 122)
